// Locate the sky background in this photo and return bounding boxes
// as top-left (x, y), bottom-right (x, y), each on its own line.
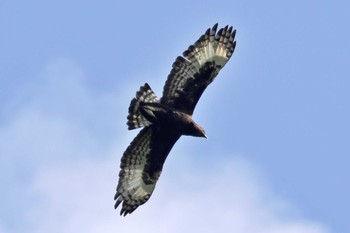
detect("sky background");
top-left (1, 1), bottom-right (349, 233)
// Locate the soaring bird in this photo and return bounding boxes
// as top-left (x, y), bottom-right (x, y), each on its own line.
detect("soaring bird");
top-left (115, 23), bottom-right (236, 216)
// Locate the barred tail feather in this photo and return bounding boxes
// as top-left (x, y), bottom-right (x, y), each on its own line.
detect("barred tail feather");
top-left (127, 83), bottom-right (159, 130)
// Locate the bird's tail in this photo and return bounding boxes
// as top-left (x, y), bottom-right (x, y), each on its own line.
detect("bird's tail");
top-left (127, 83), bottom-right (159, 130)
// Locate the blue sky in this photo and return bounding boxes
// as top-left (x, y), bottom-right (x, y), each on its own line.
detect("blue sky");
top-left (1, 1), bottom-right (349, 233)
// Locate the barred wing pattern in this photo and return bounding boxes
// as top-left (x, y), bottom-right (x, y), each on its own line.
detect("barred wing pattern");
top-left (115, 24), bottom-right (236, 216)
top-left (161, 23), bottom-right (236, 115)
top-left (115, 126), bottom-right (180, 216)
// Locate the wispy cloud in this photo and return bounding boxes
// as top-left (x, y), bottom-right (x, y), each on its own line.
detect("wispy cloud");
top-left (0, 58), bottom-right (123, 232)
top-left (25, 154), bottom-right (331, 233)
top-left (0, 59), bottom-right (331, 233)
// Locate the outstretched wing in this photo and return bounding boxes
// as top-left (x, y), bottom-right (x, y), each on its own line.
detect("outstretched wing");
top-left (160, 23), bottom-right (236, 115)
top-left (114, 125), bottom-right (180, 216)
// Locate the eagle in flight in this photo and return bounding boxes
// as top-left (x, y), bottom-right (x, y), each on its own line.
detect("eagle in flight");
top-left (115, 23), bottom-right (236, 216)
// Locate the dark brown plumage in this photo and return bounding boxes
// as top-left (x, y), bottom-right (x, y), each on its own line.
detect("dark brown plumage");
top-left (115, 23), bottom-right (236, 216)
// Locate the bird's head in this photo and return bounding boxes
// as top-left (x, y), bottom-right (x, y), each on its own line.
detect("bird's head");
top-left (188, 121), bottom-right (207, 139)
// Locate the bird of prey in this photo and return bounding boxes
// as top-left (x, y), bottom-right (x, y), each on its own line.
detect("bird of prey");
top-left (114, 23), bottom-right (236, 216)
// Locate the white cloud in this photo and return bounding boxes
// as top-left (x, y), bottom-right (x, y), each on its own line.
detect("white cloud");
top-left (0, 58), bottom-right (331, 233)
top-left (0, 58), bottom-right (125, 233)
top-left (24, 154), bottom-right (331, 233)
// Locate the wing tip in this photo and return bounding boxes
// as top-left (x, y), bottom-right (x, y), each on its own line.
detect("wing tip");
top-left (114, 192), bottom-right (132, 216)
top-left (212, 23), bottom-right (218, 32)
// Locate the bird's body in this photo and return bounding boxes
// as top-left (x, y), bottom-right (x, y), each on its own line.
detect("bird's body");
top-left (137, 97), bottom-right (206, 138)
top-left (115, 24), bottom-right (236, 216)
